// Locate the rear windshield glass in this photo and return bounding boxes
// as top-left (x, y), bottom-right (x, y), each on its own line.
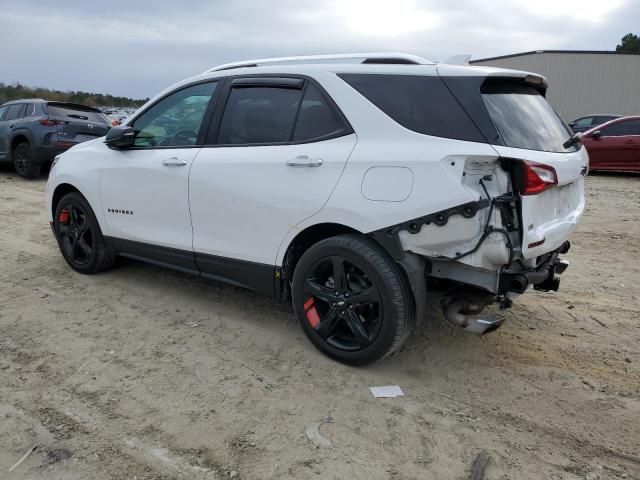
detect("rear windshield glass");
top-left (47, 104), bottom-right (108, 124)
top-left (482, 83), bottom-right (576, 153)
top-left (339, 74), bottom-right (484, 143)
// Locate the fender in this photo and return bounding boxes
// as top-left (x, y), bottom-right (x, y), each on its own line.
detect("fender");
top-left (8, 128), bottom-right (36, 160)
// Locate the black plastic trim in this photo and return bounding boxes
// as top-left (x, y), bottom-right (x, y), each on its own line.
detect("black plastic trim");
top-left (106, 237), bottom-right (275, 297)
top-left (231, 77), bottom-right (304, 89)
top-left (196, 253), bottom-right (275, 296)
top-left (109, 237), bottom-right (198, 272)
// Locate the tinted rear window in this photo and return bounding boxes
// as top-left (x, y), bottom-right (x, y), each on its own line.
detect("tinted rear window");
top-left (481, 83), bottom-right (575, 153)
top-left (47, 104), bottom-right (109, 124)
top-left (217, 86), bottom-right (302, 145)
top-left (339, 74), bottom-right (484, 142)
top-left (293, 84), bottom-right (346, 142)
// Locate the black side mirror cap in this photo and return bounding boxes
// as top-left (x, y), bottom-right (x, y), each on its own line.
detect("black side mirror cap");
top-left (105, 126), bottom-right (136, 149)
top-left (591, 130), bottom-right (602, 139)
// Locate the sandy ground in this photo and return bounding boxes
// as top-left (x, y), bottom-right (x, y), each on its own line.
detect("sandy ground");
top-left (0, 167), bottom-right (639, 480)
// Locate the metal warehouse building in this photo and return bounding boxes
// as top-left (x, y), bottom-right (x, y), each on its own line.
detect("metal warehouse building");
top-left (471, 50), bottom-right (640, 122)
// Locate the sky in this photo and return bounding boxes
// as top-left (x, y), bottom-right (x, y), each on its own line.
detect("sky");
top-left (0, 0), bottom-right (637, 99)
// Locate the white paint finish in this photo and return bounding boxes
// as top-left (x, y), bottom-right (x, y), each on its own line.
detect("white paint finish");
top-left (189, 135), bottom-right (357, 264)
top-left (491, 145), bottom-right (587, 258)
top-left (99, 148), bottom-right (197, 250)
top-left (45, 139), bottom-right (109, 228)
top-left (361, 166), bottom-right (413, 202)
top-left (46, 56), bottom-right (585, 291)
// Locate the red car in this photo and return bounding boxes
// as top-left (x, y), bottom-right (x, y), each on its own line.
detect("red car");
top-left (582, 116), bottom-right (640, 172)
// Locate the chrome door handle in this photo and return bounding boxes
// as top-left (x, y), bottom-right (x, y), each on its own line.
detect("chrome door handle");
top-left (286, 155), bottom-right (323, 167)
top-left (162, 157), bottom-right (187, 167)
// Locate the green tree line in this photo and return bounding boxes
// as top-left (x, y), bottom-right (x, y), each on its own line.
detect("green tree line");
top-left (0, 82), bottom-right (148, 108)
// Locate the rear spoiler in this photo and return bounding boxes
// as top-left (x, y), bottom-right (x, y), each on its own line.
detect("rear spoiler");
top-left (44, 102), bottom-right (104, 114)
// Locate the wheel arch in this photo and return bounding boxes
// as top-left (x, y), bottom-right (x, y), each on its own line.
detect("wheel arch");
top-left (51, 183), bottom-right (83, 217)
top-left (10, 133), bottom-right (32, 152)
top-left (281, 222), bottom-right (360, 286)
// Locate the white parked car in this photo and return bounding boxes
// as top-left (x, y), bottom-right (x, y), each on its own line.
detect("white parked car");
top-left (46, 53), bottom-right (586, 365)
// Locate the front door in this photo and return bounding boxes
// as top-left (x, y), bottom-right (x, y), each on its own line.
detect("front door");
top-left (99, 81), bottom-right (219, 269)
top-left (0, 104), bottom-right (23, 161)
top-left (589, 119), bottom-right (640, 170)
top-left (189, 78), bottom-right (356, 292)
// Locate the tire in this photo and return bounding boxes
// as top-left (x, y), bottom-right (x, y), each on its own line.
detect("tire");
top-left (53, 192), bottom-right (115, 274)
top-left (291, 234), bottom-right (415, 365)
top-left (13, 142), bottom-right (41, 179)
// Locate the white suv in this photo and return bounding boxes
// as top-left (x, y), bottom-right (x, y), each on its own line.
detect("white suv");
top-left (46, 53), bottom-right (586, 365)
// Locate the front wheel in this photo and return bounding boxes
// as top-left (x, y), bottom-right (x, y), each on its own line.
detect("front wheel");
top-left (53, 192), bottom-right (115, 274)
top-left (292, 234), bottom-right (415, 365)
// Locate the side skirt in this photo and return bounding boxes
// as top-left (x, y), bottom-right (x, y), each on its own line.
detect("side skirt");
top-left (106, 237), bottom-right (276, 297)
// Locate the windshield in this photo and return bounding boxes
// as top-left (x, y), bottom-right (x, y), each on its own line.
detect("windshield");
top-left (482, 83), bottom-right (577, 153)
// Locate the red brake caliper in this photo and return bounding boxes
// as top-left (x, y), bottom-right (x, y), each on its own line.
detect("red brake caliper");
top-left (59, 209), bottom-right (70, 224)
top-left (304, 297), bottom-right (321, 328)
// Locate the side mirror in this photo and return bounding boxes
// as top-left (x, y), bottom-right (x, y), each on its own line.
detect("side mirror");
top-left (569, 121), bottom-right (576, 127)
top-left (591, 130), bottom-right (602, 139)
top-left (105, 126), bottom-right (135, 149)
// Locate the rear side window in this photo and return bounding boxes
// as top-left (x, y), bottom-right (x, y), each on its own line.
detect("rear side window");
top-left (218, 87), bottom-right (302, 145)
top-left (293, 84), bottom-right (345, 142)
top-left (601, 119), bottom-right (640, 136)
top-left (4, 104), bottom-right (23, 121)
top-left (573, 117), bottom-right (594, 127)
top-left (0, 106), bottom-right (7, 120)
top-left (339, 74), bottom-right (484, 142)
top-left (481, 82), bottom-right (575, 153)
top-left (47, 104), bottom-right (109, 124)
top-left (22, 103), bottom-right (36, 117)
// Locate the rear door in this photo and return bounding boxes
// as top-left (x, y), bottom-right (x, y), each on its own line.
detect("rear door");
top-left (0, 104), bottom-right (24, 159)
top-left (0, 105), bottom-right (11, 160)
top-left (189, 77), bottom-right (356, 291)
top-left (45, 103), bottom-right (110, 144)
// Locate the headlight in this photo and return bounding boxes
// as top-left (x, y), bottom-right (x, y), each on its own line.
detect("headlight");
top-left (52, 155), bottom-right (62, 168)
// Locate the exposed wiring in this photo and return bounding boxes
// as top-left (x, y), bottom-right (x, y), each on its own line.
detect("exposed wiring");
top-left (433, 175), bottom-right (514, 267)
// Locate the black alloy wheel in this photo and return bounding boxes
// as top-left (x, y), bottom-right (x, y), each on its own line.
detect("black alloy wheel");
top-left (57, 204), bottom-right (94, 266)
top-left (54, 192), bottom-right (115, 274)
top-left (302, 255), bottom-right (383, 351)
top-left (13, 142), bottom-right (40, 178)
top-left (292, 234), bottom-right (415, 365)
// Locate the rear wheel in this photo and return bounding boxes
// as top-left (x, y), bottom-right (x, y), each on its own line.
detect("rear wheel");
top-left (13, 142), bottom-right (41, 179)
top-left (292, 234), bottom-right (415, 365)
top-left (53, 192), bottom-right (115, 274)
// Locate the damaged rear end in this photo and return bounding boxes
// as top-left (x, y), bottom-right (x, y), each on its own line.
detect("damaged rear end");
top-left (400, 66), bottom-right (587, 333)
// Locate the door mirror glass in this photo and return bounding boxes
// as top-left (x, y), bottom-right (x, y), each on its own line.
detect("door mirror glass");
top-left (105, 126), bottom-right (136, 148)
top-left (591, 130), bottom-right (602, 139)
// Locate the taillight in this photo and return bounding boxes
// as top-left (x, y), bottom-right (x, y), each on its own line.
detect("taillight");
top-left (39, 119), bottom-right (68, 126)
top-left (522, 161), bottom-right (557, 195)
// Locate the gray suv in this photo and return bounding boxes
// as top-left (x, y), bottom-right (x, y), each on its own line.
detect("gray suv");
top-left (0, 99), bottom-right (111, 178)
